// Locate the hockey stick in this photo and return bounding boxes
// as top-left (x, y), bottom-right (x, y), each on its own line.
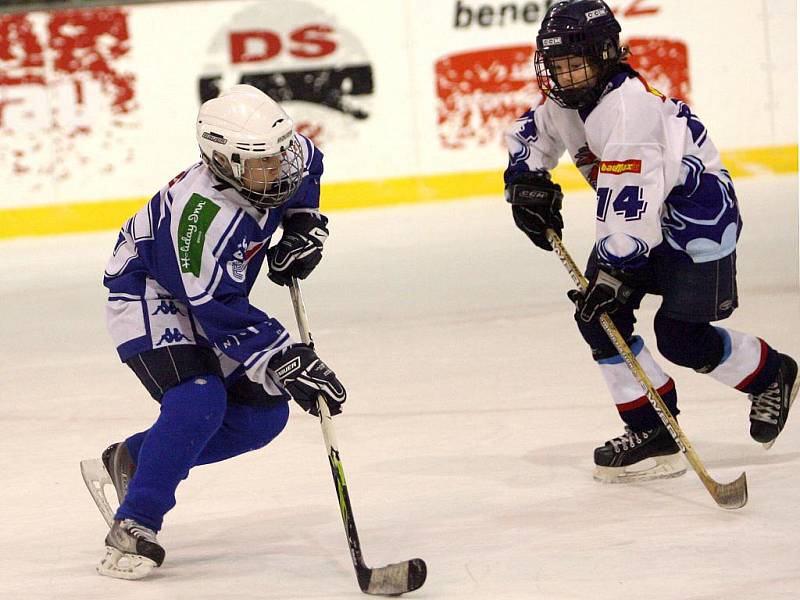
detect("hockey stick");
top-left (288, 277), bottom-right (428, 595)
top-left (546, 229), bottom-right (748, 510)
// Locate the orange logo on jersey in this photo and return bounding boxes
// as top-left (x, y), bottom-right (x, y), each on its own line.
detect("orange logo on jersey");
top-left (599, 159), bottom-right (642, 175)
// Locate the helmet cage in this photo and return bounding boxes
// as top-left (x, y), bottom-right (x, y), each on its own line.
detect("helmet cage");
top-left (534, 37), bottom-right (619, 109)
top-left (535, 0), bottom-right (622, 110)
top-left (202, 136), bottom-right (304, 211)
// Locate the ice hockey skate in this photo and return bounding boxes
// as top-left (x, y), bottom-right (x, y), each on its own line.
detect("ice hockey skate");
top-left (98, 518), bottom-right (165, 580)
top-left (80, 442), bottom-right (136, 527)
top-left (593, 425), bottom-right (686, 483)
top-left (750, 354), bottom-right (799, 449)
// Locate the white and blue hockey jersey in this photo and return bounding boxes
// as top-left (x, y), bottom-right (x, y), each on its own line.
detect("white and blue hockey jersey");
top-left (505, 67), bottom-right (741, 269)
top-left (104, 133), bottom-right (322, 392)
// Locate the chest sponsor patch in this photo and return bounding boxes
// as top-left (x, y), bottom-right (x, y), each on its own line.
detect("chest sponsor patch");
top-left (177, 193), bottom-right (221, 276)
top-left (599, 159), bottom-right (642, 175)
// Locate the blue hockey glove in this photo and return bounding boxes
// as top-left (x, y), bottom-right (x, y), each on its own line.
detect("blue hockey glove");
top-left (505, 171), bottom-right (563, 251)
top-left (268, 343), bottom-right (346, 416)
top-left (267, 212), bottom-right (329, 286)
top-left (568, 268), bottom-right (636, 323)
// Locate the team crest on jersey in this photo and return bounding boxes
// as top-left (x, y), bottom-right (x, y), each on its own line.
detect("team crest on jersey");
top-left (226, 239), bottom-right (266, 283)
top-left (600, 159), bottom-right (642, 175)
top-left (227, 258), bottom-right (247, 282)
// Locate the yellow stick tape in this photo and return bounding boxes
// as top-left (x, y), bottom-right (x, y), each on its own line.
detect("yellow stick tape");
top-left (1, 145), bottom-right (796, 240)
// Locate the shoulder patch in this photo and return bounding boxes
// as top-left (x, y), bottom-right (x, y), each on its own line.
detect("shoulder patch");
top-left (177, 193), bottom-right (221, 276)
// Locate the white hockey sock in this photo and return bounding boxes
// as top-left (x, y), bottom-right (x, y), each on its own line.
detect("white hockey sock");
top-left (706, 327), bottom-right (767, 390)
top-left (597, 336), bottom-right (672, 411)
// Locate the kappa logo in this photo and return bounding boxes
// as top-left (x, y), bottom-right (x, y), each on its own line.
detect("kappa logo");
top-left (151, 300), bottom-right (186, 316)
top-left (599, 159), bottom-right (642, 175)
top-left (156, 328), bottom-right (193, 346)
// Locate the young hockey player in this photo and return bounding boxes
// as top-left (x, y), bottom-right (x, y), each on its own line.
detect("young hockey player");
top-left (504, 0), bottom-right (798, 483)
top-left (81, 84), bottom-right (346, 579)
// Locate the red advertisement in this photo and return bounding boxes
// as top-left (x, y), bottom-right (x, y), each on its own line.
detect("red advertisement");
top-left (0, 8), bottom-right (136, 183)
top-left (435, 37), bottom-right (689, 149)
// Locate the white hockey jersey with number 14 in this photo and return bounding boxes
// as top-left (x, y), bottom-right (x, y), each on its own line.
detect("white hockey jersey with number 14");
top-left (505, 66), bottom-right (741, 269)
top-left (103, 133), bottom-right (322, 395)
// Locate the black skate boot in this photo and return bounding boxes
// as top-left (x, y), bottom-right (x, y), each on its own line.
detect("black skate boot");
top-left (98, 518), bottom-right (165, 580)
top-left (593, 425), bottom-right (686, 483)
top-left (101, 442), bottom-right (136, 504)
top-left (749, 354), bottom-right (799, 449)
top-left (80, 441), bottom-right (137, 527)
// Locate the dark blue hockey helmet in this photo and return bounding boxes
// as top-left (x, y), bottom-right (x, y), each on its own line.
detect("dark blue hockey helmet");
top-left (535, 0), bottom-right (623, 109)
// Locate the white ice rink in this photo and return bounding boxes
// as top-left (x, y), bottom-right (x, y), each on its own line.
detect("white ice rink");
top-left (2, 175), bottom-right (799, 599)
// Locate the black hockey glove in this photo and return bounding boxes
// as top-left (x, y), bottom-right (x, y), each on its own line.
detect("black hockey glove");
top-left (567, 268), bottom-right (636, 323)
top-left (268, 343), bottom-right (346, 416)
top-left (504, 171), bottom-right (563, 251)
top-left (267, 212), bottom-right (329, 286)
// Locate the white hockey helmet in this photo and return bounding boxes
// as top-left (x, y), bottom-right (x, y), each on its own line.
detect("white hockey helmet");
top-left (196, 84), bottom-right (304, 210)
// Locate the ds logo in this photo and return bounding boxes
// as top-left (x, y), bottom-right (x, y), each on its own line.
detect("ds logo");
top-left (230, 25), bottom-right (336, 64)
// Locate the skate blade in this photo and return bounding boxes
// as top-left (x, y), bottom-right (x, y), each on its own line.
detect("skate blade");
top-left (80, 458), bottom-right (116, 527)
top-left (594, 453), bottom-right (687, 484)
top-left (97, 546), bottom-right (157, 580)
top-left (762, 375), bottom-right (800, 450)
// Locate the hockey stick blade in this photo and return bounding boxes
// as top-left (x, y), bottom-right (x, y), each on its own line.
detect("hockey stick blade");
top-left (357, 558), bottom-right (427, 596)
top-left (707, 471), bottom-right (748, 510)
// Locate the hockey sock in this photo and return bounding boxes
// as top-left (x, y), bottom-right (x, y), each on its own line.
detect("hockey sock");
top-left (706, 327), bottom-right (782, 394)
top-left (116, 375), bottom-right (227, 531)
top-left (193, 402), bottom-right (289, 465)
top-left (124, 429), bottom-right (148, 463)
top-left (124, 402), bottom-right (289, 467)
top-left (597, 336), bottom-right (680, 430)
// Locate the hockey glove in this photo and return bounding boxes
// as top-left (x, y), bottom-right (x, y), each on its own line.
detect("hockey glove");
top-left (268, 343), bottom-right (346, 416)
top-left (504, 171), bottom-right (563, 251)
top-left (267, 212), bottom-right (329, 286)
top-left (568, 268), bottom-right (636, 323)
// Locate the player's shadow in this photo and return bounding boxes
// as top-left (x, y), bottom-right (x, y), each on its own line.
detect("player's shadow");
top-left (522, 439), bottom-right (800, 470)
top-left (703, 447), bottom-right (800, 469)
top-left (162, 506), bottom-right (356, 593)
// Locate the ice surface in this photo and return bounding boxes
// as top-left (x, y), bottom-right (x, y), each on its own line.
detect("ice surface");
top-left (1, 175), bottom-right (798, 599)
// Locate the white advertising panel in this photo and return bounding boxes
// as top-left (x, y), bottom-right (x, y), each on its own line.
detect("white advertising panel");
top-left (0, 0), bottom-right (795, 220)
